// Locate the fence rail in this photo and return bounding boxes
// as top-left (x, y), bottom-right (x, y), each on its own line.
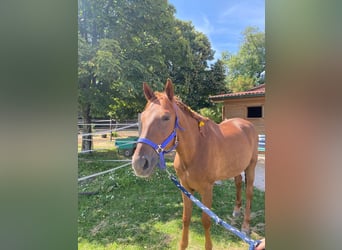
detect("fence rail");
top-left (78, 120), bottom-right (139, 154)
top-left (78, 120), bottom-right (266, 154)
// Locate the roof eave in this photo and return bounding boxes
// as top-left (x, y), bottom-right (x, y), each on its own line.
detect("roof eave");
top-left (209, 93), bottom-right (265, 103)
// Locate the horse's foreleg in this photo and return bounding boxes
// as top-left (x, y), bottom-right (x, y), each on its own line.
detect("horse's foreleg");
top-left (242, 158), bottom-right (257, 235)
top-left (179, 191), bottom-right (193, 250)
top-left (233, 174), bottom-right (243, 217)
top-left (200, 186), bottom-right (213, 250)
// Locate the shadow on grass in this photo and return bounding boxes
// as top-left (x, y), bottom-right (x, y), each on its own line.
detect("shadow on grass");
top-left (78, 151), bottom-right (264, 249)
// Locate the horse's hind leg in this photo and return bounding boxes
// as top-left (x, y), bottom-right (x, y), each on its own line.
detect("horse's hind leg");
top-left (242, 156), bottom-right (257, 235)
top-left (233, 174), bottom-right (243, 217)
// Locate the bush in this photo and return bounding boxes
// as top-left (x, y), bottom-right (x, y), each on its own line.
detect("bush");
top-left (199, 104), bottom-right (223, 123)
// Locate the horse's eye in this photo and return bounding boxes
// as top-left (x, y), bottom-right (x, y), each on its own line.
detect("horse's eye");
top-left (162, 115), bottom-right (170, 121)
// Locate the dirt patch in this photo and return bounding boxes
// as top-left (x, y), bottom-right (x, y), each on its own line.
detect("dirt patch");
top-left (90, 220), bottom-right (108, 236)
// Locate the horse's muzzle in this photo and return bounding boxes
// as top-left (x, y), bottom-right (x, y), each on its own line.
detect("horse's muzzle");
top-left (132, 150), bottom-right (158, 177)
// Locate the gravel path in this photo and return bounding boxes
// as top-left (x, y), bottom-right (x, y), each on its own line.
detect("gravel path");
top-left (253, 154), bottom-right (265, 191)
top-left (241, 154), bottom-right (265, 191)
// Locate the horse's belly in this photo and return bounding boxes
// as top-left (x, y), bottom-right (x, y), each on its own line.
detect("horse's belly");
top-left (212, 151), bottom-right (253, 180)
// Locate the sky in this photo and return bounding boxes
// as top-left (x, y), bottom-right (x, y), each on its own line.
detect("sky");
top-left (168, 0), bottom-right (265, 61)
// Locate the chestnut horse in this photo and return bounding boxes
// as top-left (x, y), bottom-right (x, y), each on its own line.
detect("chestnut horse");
top-left (132, 79), bottom-right (258, 250)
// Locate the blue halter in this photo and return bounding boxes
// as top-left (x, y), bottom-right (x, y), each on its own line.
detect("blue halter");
top-left (137, 116), bottom-right (183, 170)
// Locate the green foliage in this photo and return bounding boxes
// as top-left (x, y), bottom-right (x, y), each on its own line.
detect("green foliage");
top-left (78, 0), bottom-right (227, 122)
top-left (78, 0), bottom-right (172, 120)
top-left (199, 103), bottom-right (223, 123)
top-left (78, 36), bottom-right (120, 118)
top-left (222, 27), bottom-right (265, 92)
top-left (78, 151), bottom-right (265, 249)
top-left (229, 75), bottom-right (255, 93)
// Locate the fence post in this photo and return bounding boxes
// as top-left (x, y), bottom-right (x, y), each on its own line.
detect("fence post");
top-left (110, 119), bottom-right (112, 141)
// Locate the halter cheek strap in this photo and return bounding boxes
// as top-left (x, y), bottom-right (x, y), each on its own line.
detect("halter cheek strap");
top-left (137, 116), bottom-right (183, 169)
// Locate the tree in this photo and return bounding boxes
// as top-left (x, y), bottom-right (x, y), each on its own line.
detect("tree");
top-left (198, 60), bottom-right (227, 123)
top-left (78, 0), bottom-right (124, 151)
top-left (169, 20), bottom-right (216, 110)
top-left (222, 26), bottom-right (265, 92)
top-left (78, 0), bottom-right (223, 149)
top-left (203, 60), bottom-right (227, 105)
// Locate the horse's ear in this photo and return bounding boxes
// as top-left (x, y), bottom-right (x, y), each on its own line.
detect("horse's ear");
top-left (165, 78), bottom-right (174, 100)
top-left (143, 82), bottom-right (155, 101)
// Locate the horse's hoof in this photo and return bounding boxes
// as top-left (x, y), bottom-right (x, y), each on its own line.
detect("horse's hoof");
top-left (232, 210), bottom-right (240, 217)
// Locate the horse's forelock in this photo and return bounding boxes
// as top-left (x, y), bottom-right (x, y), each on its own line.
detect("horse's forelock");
top-left (144, 92), bottom-right (173, 110)
top-left (144, 94), bottom-right (209, 135)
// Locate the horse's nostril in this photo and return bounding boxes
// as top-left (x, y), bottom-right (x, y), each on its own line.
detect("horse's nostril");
top-left (143, 158), bottom-right (149, 170)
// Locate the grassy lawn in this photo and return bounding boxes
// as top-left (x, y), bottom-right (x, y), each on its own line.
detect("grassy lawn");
top-left (78, 150), bottom-right (265, 249)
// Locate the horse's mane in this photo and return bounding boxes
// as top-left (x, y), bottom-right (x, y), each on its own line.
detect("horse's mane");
top-left (174, 96), bottom-right (210, 135)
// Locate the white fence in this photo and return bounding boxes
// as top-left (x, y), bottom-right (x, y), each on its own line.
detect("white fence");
top-left (78, 119), bottom-right (139, 154)
top-left (78, 120), bottom-right (265, 154)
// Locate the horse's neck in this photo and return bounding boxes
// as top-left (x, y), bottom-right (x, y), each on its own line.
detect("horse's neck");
top-left (176, 109), bottom-right (202, 162)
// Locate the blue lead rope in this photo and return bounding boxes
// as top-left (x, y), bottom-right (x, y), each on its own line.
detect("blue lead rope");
top-left (167, 172), bottom-right (261, 250)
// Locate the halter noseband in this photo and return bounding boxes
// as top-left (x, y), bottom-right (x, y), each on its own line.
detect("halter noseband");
top-left (137, 116), bottom-right (183, 170)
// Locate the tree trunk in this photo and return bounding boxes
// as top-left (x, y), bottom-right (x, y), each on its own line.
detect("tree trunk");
top-left (81, 104), bottom-right (93, 152)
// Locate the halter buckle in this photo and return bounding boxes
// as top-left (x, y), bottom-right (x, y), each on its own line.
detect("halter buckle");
top-left (156, 145), bottom-right (164, 154)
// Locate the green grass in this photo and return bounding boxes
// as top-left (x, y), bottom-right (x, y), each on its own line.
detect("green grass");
top-left (78, 150), bottom-right (265, 249)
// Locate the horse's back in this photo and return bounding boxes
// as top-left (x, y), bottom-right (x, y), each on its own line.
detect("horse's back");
top-left (220, 117), bottom-right (256, 136)
top-left (218, 118), bottom-right (258, 155)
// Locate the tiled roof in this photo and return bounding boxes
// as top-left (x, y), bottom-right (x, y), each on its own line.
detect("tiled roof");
top-left (209, 84), bottom-right (265, 101)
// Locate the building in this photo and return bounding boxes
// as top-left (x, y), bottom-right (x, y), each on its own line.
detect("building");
top-left (209, 84), bottom-right (265, 135)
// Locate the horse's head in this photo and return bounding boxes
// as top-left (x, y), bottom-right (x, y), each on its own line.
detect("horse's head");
top-left (132, 79), bottom-right (178, 177)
